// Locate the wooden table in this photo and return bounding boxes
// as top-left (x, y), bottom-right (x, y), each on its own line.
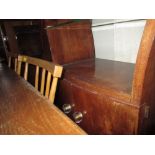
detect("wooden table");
top-left (0, 63), bottom-right (86, 134)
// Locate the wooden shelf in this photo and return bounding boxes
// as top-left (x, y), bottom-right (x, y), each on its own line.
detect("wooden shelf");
top-left (64, 58), bottom-right (135, 98)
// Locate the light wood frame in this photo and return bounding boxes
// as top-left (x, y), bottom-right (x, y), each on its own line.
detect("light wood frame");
top-left (17, 55), bottom-right (63, 104)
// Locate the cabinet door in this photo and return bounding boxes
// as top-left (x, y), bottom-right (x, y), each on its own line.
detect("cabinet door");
top-left (56, 79), bottom-right (75, 118)
top-left (71, 83), bottom-right (138, 134)
top-left (57, 79), bottom-right (138, 134)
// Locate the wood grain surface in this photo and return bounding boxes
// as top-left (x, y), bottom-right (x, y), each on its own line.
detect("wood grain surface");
top-left (0, 63), bottom-right (86, 135)
top-left (63, 58), bottom-right (135, 101)
top-left (57, 58), bottom-right (138, 134)
top-left (17, 55), bottom-right (63, 104)
top-left (56, 20), bottom-right (155, 134)
top-left (45, 19), bottom-right (95, 64)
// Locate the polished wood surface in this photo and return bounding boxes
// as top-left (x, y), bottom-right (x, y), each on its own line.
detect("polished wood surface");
top-left (132, 20), bottom-right (155, 104)
top-left (63, 58), bottom-right (135, 101)
top-left (2, 19), bottom-right (155, 134)
top-left (57, 58), bottom-right (138, 134)
top-left (70, 81), bottom-right (138, 134)
top-left (0, 63), bottom-right (85, 135)
top-left (17, 55), bottom-right (63, 104)
top-left (45, 19), bottom-right (95, 64)
top-left (132, 20), bottom-right (155, 133)
top-left (57, 20), bottom-right (155, 134)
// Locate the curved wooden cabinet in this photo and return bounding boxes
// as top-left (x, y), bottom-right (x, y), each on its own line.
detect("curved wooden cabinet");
top-left (56, 20), bottom-right (155, 134)
top-left (57, 59), bottom-right (138, 134)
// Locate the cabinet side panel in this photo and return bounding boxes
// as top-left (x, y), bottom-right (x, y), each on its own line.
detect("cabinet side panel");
top-left (137, 39), bottom-right (155, 134)
top-left (132, 20), bottom-right (155, 133)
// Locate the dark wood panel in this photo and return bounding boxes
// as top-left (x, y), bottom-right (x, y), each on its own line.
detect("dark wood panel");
top-left (57, 79), bottom-right (75, 118)
top-left (57, 78), bottom-right (138, 134)
top-left (56, 20), bottom-right (155, 134)
top-left (0, 63), bottom-right (86, 135)
top-left (71, 83), bottom-right (138, 134)
top-left (63, 58), bottom-right (135, 101)
top-left (3, 22), bottom-right (19, 54)
top-left (56, 58), bottom-right (138, 134)
top-left (46, 19), bottom-right (95, 64)
top-left (40, 20), bottom-right (51, 61)
top-left (2, 20), bottom-right (51, 60)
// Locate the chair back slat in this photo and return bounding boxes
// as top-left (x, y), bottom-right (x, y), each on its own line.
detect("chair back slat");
top-left (24, 62), bottom-right (29, 80)
top-left (35, 66), bottom-right (39, 90)
top-left (14, 58), bottom-right (18, 72)
top-left (45, 71), bottom-right (52, 97)
top-left (17, 55), bottom-right (63, 104)
top-left (17, 61), bottom-right (22, 75)
top-left (40, 68), bottom-right (46, 95)
top-left (8, 57), bottom-right (11, 68)
top-left (18, 55), bottom-right (58, 75)
top-left (49, 77), bottom-right (58, 104)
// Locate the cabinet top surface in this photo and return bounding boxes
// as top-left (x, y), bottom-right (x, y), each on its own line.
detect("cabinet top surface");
top-left (64, 58), bottom-right (135, 99)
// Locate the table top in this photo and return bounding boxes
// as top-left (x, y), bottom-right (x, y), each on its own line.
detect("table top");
top-left (0, 63), bottom-right (86, 135)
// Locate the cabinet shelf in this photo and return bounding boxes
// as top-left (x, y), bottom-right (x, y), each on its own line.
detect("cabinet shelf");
top-left (64, 58), bottom-right (134, 98)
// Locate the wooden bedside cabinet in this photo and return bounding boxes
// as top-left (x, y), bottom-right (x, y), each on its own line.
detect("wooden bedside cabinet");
top-left (57, 59), bottom-right (138, 134)
top-left (46, 19), bottom-right (155, 134)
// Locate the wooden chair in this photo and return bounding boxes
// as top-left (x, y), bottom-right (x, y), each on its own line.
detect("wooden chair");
top-left (7, 52), bottom-right (18, 72)
top-left (17, 55), bottom-right (63, 104)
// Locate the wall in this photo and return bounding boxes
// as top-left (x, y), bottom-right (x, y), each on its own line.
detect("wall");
top-left (92, 19), bottom-right (146, 63)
